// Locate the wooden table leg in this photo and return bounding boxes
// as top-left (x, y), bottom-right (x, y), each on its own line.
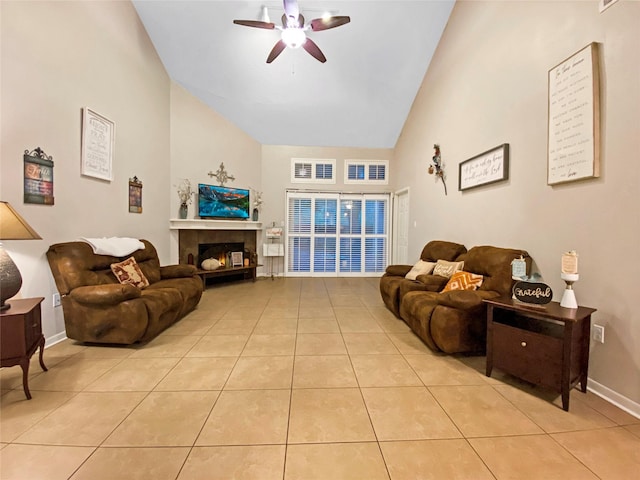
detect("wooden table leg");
top-left (38, 335), bottom-right (48, 372)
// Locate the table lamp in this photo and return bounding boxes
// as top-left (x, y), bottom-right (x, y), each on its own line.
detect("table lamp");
top-left (0, 201), bottom-right (42, 310)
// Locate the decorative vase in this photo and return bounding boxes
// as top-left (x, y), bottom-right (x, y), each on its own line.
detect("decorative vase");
top-left (179, 203), bottom-right (188, 219)
top-left (252, 208), bottom-right (259, 221)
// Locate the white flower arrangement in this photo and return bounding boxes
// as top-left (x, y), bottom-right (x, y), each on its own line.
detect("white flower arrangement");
top-left (175, 179), bottom-right (195, 206)
top-left (253, 190), bottom-right (263, 210)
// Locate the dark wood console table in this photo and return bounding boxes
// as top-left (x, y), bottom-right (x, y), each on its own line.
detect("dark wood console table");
top-left (484, 296), bottom-right (596, 411)
top-left (196, 263), bottom-right (260, 288)
top-left (0, 297), bottom-right (48, 399)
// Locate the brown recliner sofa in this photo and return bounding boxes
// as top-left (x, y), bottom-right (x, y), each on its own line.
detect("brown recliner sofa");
top-left (47, 239), bottom-right (203, 344)
top-left (379, 240), bottom-right (467, 317)
top-left (398, 245), bottom-right (530, 354)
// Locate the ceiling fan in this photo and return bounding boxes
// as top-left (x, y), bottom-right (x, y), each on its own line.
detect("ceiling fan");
top-left (233, 0), bottom-right (351, 63)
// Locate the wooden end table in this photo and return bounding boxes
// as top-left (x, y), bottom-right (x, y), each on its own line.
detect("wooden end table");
top-left (0, 297), bottom-right (48, 399)
top-left (484, 296), bottom-right (596, 411)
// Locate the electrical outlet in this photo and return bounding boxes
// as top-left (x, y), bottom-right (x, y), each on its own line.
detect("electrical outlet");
top-left (592, 324), bottom-right (605, 343)
top-left (53, 293), bottom-right (61, 307)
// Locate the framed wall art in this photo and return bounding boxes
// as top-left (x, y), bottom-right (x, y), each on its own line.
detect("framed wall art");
top-left (81, 107), bottom-right (115, 181)
top-left (23, 147), bottom-right (54, 205)
top-left (547, 43), bottom-right (600, 185)
top-left (458, 143), bottom-right (509, 191)
top-left (128, 176), bottom-right (142, 213)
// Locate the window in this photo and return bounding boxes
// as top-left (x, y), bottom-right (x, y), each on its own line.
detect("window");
top-left (291, 158), bottom-right (336, 184)
top-left (286, 192), bottom-right (389, 277)
top-left (344, 160), bottom-right (389, 185)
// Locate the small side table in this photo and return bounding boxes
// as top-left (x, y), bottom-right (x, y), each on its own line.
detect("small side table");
top-left (0, 297), bottom-right (48, 399)
top-left (484, 296), bottom-right (596, 411)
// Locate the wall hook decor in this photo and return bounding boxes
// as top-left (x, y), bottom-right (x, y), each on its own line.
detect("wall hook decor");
top-left (428, 144), bottom-right (447, 195)
top-left (208, 162), bottom-right (235, 186)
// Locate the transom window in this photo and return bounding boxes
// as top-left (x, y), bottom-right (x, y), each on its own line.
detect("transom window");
top-left (344, 160), bottom-right (389, 185)
top-left (291, 158), bottom-right (336, 184)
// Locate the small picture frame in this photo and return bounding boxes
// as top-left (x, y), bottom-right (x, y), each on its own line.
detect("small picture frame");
top-left (129, 177), bottom-right (142, 213)
top-left (81, 107), bottom-right (115, 181)
top-left (458, 144), bottom-right (509, 191)
top-left (231, 251), bottom-right (243, 267)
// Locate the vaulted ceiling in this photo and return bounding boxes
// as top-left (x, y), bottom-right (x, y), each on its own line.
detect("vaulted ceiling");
top-left (133, 1), bottom-right (455, 148)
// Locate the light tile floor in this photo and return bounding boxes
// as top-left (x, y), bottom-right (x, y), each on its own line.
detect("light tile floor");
top-left (1, 277), bottom-right (639, 480)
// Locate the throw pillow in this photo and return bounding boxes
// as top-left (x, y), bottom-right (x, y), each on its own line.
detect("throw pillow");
top-left (111, 257), bottom-right (150, 289)
top-left (405, 260), bottom-right (436, 280)
top-left (433, 259), bottom-right (465, 278)
top-left (442, 271), bottom-right (484, 292)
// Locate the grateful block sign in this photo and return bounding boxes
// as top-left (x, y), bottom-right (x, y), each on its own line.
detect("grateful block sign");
top-left (513, 281), bottom-right (553, 305)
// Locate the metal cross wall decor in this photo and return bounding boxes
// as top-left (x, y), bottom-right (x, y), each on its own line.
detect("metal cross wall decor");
top-left (208, 162), bottom-right (235, 186)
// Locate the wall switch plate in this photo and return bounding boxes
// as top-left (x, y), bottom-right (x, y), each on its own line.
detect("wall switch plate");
top-left (53, 293), bottom-right (61, 307)
top-left (592, 324), bottom-right (605, 343)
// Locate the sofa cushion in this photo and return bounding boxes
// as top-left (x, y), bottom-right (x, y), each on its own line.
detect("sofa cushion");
top-left (420, 240), bottom-right (467, 262)
top-left (442, 271), bottom-right (483, 292)
top-left (111, 257), bottom-right (150, 289)
top-left (405, 260), bottom-right (436, 280)
top-left (433, 260), bottom-right (464, 278)
top-left (459, 246), bottom-right (530, 296)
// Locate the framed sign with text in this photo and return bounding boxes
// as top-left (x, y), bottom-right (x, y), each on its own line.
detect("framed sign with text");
top-left (458, 144), bottom-right (509, 191)
top-left (23, 148), bottom-right (54, 205)
top-left (81, 107), bottom-right (115, 181)
top-left (547, 43), bottom-right (600, 185)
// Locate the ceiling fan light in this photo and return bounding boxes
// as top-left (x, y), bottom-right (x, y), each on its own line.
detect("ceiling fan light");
top-left (281, 28), bottom-right (306, 48)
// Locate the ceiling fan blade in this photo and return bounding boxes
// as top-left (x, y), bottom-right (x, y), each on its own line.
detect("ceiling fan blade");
top-left (310, 16), bottom-right (350, 31)
top-left (298, 14), bottom-right (305, 28)
top-left (267, 40), bottom-right (287, 63)
top-left (302, 38), bottom-right (327, 63)
top-left (233, 19), bottom-right (275, 29)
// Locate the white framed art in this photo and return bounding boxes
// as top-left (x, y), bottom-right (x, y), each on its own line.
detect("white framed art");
top-left (81, 107), bottom-right (115, 181)
top-left (547, 43), bottom-right (600, 185)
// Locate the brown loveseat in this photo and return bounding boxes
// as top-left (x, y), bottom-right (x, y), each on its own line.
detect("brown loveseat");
top-left (381, 242), bottom-right (530, 354)
top-left (47, 239), bottom-right (203, 344)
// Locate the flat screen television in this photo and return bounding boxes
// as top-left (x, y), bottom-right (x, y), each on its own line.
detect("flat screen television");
top-left (198, 184), bottom-right (250, 219)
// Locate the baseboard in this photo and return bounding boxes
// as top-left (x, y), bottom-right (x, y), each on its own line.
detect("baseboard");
top-left (44, 332), bottom-right (67, 348)
top-left (588, 377), bottom-right (640, 420)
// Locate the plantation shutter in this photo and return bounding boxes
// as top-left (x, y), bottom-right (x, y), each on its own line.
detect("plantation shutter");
top-left (287, 196), bottom-right (312, 272)
top-left (286, 192), bottom-right (389, 277)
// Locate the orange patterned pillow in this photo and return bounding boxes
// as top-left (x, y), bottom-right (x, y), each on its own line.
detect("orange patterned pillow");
top-left (442, 271), bottom-right (483, 292)
top-left (110, 257), bottom-right (149, 289)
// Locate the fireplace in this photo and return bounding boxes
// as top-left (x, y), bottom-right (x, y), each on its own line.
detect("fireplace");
top-left (178, 228), bottom-right (257, 269)
top-left (199, 242), bottom-right (244, 267)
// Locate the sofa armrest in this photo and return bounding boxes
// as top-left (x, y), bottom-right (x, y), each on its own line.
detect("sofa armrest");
top-left (436, 290), bottom-right (500, 310)
top-left (68, 284), bottom-right (141, 306)
top-left (385, 264), bottom-right (413, 277)
top-left (160, 264), bottom-right (197, 279)
top-left (416, 274), bottom-right (448, 291)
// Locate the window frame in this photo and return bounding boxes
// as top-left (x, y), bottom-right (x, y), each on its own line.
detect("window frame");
top-left (344, 159), bottom-right (389, 185)
top-left (291, 158), bottom-right (336, 184)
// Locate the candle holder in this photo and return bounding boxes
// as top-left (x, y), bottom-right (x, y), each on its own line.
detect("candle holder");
top-left (560, 272), bottom-right (579, 309)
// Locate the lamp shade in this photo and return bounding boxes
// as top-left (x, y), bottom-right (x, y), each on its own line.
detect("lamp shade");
top-left (0, 201), bottom-right (41, 309)
top-left (0, 201), bottom-right (42, 240)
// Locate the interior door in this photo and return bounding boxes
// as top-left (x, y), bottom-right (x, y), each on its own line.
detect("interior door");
top-left (393, 188), bottom-right (409, 264)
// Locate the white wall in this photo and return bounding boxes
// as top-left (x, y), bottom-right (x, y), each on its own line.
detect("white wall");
top-left (0, 1), bottom-right (171, 341)
top-left (394, 0), bottom-right (640, 409)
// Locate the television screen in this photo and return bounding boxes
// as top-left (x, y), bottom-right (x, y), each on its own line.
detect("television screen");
top-left (198, 184), bottom-right (250, 219)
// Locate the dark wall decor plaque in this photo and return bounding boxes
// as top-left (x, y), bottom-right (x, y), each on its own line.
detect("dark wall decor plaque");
top-left (512, 281), bottom-right (553, 305)
top-left (23, 148), bottom-right (54, 205)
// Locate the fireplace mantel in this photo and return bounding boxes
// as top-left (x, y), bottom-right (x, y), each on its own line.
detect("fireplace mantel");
top-left (170, 219), bottom-right (262, 231)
